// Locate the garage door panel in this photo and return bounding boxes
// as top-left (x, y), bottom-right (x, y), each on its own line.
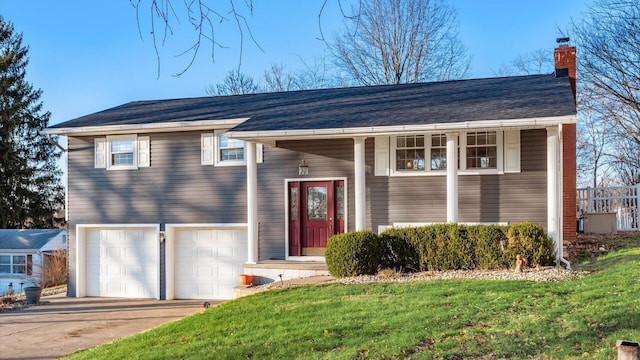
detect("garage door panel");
top-left (85, 228), bottom-right (158, 299)
top-left (217, 270), bottom-right (234, 280)
top-left (175, 228), bottom-right (247, 300)
top-left (196, 247), bottom-right (212, 257)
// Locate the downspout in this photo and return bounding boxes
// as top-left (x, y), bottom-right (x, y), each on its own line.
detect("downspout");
top-left (548, 127), bottom-right (571, 271)
top-left (557, 127), bottom-right (571, 271)
top-left (559, 250), bottom-right (571, 270)
top-left (47, 134), bottom-right (66, 153)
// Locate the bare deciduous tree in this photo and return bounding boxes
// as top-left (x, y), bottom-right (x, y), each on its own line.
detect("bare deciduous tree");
top-left (573, 0), bottom-right (640, 147)
top-left (493, 48), bottom-right (554, 77)
top-left (130, 0), bottom-right (262, 77)
top-left (130, 0), bottom-right (357, 78)
top-left (262, 64), bottom-right (302, 92)
top-left (576, 87), bottom-right (613, 187)
top-left (208, 55), bottom-right (342, 96)
top-left (331, 0), bottom-right (470, 85)
top-left (206, 69), bottom-right (259, 95)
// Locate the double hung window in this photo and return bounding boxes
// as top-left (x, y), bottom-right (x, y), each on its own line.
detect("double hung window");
top-left (94, 135), bottom-right (150, 170)
top-left (201, 132), bottom-right (263, 166)
top-left (466, 131), bottom-right (497, 169)
top-left (218, 134), bottom-right (245, 162)
top-left (110, 138), bottom-right (135, 167)
top-left (395, 135), bottom-right (425, 171)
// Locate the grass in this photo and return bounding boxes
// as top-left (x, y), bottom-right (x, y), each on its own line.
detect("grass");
top-left (68, 235), bottom-right (640, 360)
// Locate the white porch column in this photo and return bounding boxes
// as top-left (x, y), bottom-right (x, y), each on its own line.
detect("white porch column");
top-left (446, 132), bottom-right (459, 223)
top-left (354, 137), bottom-right (367, 231)
top-left (246, 141), bottom-right (258, 264)
top-left (547, 127), bottom-right (560, 249)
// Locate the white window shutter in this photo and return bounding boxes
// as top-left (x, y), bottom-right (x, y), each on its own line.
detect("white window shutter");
top-left (504, 129), bottom-right (521, 173)
top-left (374, 136), bottom-right (390, 176)
top-left (256, 143), bottom-right (264, 163)
top-left (137, 136), bottom-right (150, 167)
top-left (201, 133), bottom-right (214, 165)
top-left (94, 138), bottom-right (106, 168)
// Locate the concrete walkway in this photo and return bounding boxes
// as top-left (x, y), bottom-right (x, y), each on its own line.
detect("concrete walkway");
top-left (0, 293), bottom-right (218, 360)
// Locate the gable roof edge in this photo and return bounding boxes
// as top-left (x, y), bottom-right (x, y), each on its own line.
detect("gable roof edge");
top-left (42, 118), bottom-right (249, 136)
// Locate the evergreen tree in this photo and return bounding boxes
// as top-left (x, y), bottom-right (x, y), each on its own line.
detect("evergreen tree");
top-left (0, 16), bottom-right (64, 228)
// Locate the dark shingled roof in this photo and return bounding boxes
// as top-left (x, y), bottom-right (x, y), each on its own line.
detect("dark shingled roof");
top-left (49, 74), bottom-right (576, 132)
top-left (0, 229), bottom-right (65, 250)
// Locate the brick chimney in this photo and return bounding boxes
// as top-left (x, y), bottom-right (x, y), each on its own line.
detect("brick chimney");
top-left (554, 37), bottom-right (577, 102)
top-left (554, 38), bottom-right (577, 249)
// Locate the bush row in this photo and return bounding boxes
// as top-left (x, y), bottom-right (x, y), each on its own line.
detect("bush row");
top-left (325, 222), bottom-right (556, 278)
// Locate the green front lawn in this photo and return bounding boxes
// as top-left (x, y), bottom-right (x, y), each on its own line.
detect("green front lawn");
top-left (68, 237), bottom-right (640, 359)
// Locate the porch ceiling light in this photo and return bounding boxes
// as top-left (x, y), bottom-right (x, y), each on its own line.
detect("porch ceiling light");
top-left (298, 159), bottom-right (309, 176)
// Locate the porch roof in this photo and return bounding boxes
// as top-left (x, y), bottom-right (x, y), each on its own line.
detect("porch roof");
top-left (45, 74), bottom-right (576, 137)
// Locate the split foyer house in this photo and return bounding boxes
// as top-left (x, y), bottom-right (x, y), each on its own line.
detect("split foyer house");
top-left (44, 44), bottom-right (577, 300)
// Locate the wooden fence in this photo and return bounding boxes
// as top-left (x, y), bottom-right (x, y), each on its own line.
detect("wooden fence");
top-left (576, 185), bottom-right (640, 231)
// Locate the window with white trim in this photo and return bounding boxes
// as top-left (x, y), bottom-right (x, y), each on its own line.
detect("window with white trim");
top-left (395, 135), bottom-right (425, 171)
top-left (0, 254), bottom-right (27, 274)
top-left (94, 135), bottom-right (150, 170)
top-left (201, 132), bottom-right (264, 166)
top-left (218, 134), bottom-right (245, 163)
top-left (465, 131), bottom-right (497, 169)
top-left (110, 137), bottom-right (135, 167)
top-left (384, 130), bottom-right (515, 176)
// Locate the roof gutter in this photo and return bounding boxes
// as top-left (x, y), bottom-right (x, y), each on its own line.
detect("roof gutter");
top-left (226, 115), bottom-right (578, 141)
top-left (42, 118), bottom-right (250, 136)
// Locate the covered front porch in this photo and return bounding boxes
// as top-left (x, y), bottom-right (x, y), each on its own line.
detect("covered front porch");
top-left (231, 122), bottom-right (574, 279)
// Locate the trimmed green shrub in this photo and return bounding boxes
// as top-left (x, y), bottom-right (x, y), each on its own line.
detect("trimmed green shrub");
top-left (504, 222), bottom-right (556, 267)
top-left (469, 225), bottom-right (509, 269)
top-left (430, 224), bottom-right (475, 270)
top-left (325, 230), bottom-right (382, 277)
top-left (379, 230), bottom-right (420, 272)
top-left (327, 222), bottom-right (556, 276)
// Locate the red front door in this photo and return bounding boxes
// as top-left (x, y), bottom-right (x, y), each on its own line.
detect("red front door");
top-left (289, 180), bottom-right (344, 256)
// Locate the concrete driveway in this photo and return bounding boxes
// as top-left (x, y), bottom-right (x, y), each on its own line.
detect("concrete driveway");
top-left (0, 293), bottom-right (221, 360)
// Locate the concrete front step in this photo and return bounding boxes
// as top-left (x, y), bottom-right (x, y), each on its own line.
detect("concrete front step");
top-left (242, 260), bottom-right (329, 285)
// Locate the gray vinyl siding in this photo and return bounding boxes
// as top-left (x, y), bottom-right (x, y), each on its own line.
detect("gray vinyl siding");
top-left (68, 132), bottom-right (247, 224)
top-left (367, 129), bottom-right (547, 229)
top-left (66, 131), bottom-right (249, 295)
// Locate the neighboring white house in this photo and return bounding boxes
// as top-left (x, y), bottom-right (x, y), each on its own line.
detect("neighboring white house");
top-left (0, 229), bottom-right (67, 294)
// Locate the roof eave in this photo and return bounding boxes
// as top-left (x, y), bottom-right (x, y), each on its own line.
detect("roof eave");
top-left (226, 114), bottom-right (578, 141)
top-left (0, 249), bottom-right (36, 253)
top-left (42, 118), bottom-right (250, 136)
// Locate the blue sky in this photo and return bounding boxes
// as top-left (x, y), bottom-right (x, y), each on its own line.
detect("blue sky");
top-left (1, 0), bottom-right (589, 127)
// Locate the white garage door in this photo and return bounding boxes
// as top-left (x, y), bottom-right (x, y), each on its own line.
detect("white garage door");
top-left (175, 228), bottom-right (247, 300)
top-left (86, 228), bottom-right (158, 298)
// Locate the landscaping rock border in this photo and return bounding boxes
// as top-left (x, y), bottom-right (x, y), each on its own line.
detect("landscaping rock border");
top-left (251, 267), bottom-right (588, 294)
top-left (338, 267), bottom-right (589, 285)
